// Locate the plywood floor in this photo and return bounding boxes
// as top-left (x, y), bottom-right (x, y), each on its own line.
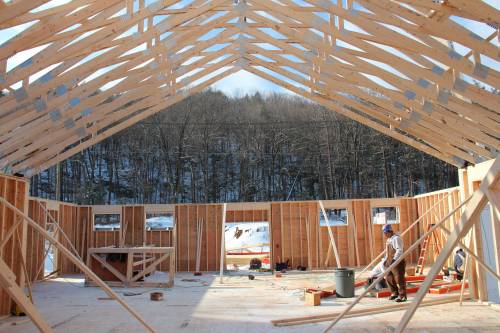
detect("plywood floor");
top-left (1, 271), bottom-right (499, 333)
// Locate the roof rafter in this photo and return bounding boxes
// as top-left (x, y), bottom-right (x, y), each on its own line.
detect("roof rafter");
top-left (0, 0), bottom-right (498, 175)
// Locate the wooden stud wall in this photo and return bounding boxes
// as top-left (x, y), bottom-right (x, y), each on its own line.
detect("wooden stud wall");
top-left (463, 160), bottom-right (500, 302)
top-left (56, 203), bottom-right (83, 274)
top-left (320, 225), bottom-right (352, 268)
top-left (226, 210), bottom-right (268, 222)
top-left (414, 188), bottom-right (461, 268)
top-left (321, 198), bottom-right (420, 268)
top-left (20, 193), bottom-right (458, 279)
top-left (0, 174), bottom-right (28, 316)
top-left (78, 206), bottom-right (92, 268)
top-left (271, 202), bottom-right (320, 269)
top-left (88, 206), bottom-right (121, 248)
top-left (145, 230), bottom-right (173, 271)
top-left (93, 230), bottom-right (120, 248)
top-left (121, 206), bottom-right (145, 247)
top-left (352, 200), bottom-right (371, 266)
top-left (26, 199), bottom-right (47, 282)
top-left (175, 204), bottom-right (223, 272)
top-left (320, 200), bottom-right (355, 268)
top-left (400, 198), bottom-right (420, 264)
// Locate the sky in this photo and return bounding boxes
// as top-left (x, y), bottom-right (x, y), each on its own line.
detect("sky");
top-left (211, 70), bottom-right (291, 96)
top-left (0, 0), bottom-right (499, 97)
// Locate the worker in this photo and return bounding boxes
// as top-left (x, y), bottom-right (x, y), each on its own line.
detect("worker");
top-left (367, 259), bottom-right (388, 290)
top-left (382, 224), bottom-right (407, 302)
top-left (454, 248), bottom-right (466, 281)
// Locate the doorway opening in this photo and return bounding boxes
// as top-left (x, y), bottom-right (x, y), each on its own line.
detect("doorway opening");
top-left (44, 221), bottom-right (57, 277)
top-left (224, 221), bottom-right (271, 272)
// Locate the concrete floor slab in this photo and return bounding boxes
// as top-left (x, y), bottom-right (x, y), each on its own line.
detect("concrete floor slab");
top-left (1, 272), bottom-right (499, 332)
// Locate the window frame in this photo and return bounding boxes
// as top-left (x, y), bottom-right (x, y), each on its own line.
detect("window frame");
top-left (319, 207), bottom-right (349, 227)
top-left (93, 213), bottom-right (122, 231)
top-left (371, 206), bottom-right (400, 225)
top-left (144, 211), bottom-right (174, 231)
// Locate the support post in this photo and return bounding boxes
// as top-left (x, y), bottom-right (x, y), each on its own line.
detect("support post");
top-left (169, 223), bottom-right (176, 287)
top-left (55, 162), bottom-right (63, 202)
top-left (219, 203), bottom-right (227, 284)
top-left (305, 217), bottom-right (312, 270)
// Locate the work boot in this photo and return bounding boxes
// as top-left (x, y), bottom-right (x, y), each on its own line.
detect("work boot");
top-left (395, 295), bottom-right (407, 303)
top-left (388, 294), bottom-right (398, 301)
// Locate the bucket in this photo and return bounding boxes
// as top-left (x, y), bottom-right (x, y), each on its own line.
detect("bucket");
top-left (333, 268), bottom-right (355, 298)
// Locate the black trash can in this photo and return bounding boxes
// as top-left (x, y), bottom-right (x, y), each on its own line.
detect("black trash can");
top-left (333, 268), bottom-right (355, 298)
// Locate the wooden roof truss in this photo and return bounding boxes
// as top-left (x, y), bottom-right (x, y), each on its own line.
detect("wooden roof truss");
top-left (0, 0), bottom-right (499, 176)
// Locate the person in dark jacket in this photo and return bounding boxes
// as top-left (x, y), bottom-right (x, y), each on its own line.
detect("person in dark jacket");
top-left (454, 248), bottom-right (466, 281)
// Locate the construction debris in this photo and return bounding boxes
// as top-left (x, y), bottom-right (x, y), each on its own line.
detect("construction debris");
top-left (150, 292), bottom-right (164, 301)
top-left (249, 258), bottom-right (262, 270)
top-left (304, 291), bottom-right (321, 306)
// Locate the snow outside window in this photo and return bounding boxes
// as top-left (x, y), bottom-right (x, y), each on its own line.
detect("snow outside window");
top-left (371, 207), bottom-right (400, 225)
top-left (145, 212), bottom-right (173, 230)
top-left (225, 222), bottom-right (270, 254)
top-left (94, 214), bottom-right (121, 230)
top-left (320, 208), bottom-right (348, 226)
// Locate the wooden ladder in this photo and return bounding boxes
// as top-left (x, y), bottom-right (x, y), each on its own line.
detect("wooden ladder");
top-left (415, 224), bottom-right (442, 275)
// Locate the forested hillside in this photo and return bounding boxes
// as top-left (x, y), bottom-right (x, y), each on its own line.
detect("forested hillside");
top-left (30, 90), bottom-right (458, 204)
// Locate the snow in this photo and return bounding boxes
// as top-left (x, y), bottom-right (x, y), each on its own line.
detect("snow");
top-left (94, 215), bottom-right (174, 230)
top-left (145, 215), bottom-right (173, 230)
top-left (225, 222), bottom-right (270, 253)
top-left (372, 207), bottom-right (399, 225)
top-left (44, 241), bottom-right (54, 274)
top-left (319, 208), bottom-right (348, 226)
top-left (94, 213), bottom-right (121, 230)
top-left (94, 223), bottom-right (120, 230)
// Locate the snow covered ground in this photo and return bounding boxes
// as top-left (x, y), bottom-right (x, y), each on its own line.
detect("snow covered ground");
top-left (145, 215), bottom-right (174, 230)
top-left (44, 243), bottom-right (54, 274)
top-left (94, 215), bottom-right (174, 230)
top-left (372, 208), bottom-right (399, 224)
top-left (225, 222), bottom-right (270, 253)
top-left (94, 223), bottom-right (120, 230)
top-left (319, 208), bottom-right (348, 226)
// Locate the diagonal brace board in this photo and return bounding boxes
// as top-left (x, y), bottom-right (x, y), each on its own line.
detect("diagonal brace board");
top-left (0, 257), bottom-right (53, 333)
top-left (0, 196), bottom-right (158, 333)
top-left (319, 201), bottom-right (341, 268)
top-left (131, 252), bottom-right (171, 282)
top-left (322, 191), bottom-right (473, 332)
top-left (395, 157), bottom-right (500, 332)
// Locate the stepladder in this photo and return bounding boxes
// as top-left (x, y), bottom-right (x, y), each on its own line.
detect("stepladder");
top-left (416, 224), bottom-right (442, 275)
